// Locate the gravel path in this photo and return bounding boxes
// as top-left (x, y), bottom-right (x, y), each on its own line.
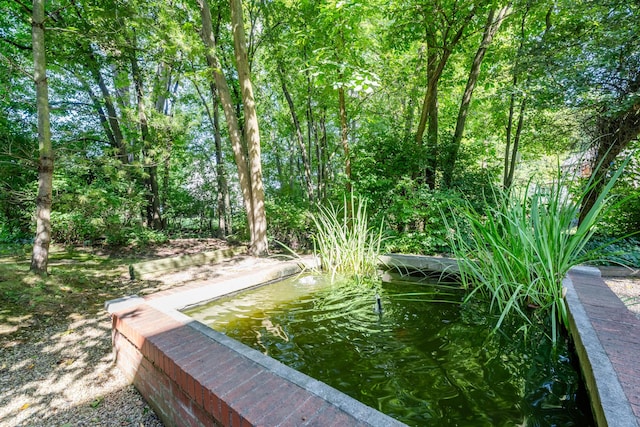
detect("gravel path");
top-left (604, 276), bottom-right (640, 320)
top-left (0, 252), bottom-right (287, 427)
top-left (0, 313), bottom-right (163, 426)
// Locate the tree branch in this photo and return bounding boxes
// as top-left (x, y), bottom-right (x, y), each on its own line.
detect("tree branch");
top-left (0, 52), bottom-right (33, 79)
top-left (0, 35), bottom-right (31, 51)
top-left (11, 0), bottom-right (32, 15)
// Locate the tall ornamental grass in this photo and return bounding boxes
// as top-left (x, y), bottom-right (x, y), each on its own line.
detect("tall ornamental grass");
top-left (311, 196), bottom-right (384, 283)
top-left (446, 163), bottom-right (627, 344)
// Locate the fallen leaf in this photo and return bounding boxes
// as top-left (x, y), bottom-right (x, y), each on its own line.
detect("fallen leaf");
top-left (90, 397), bottom-right (103, 408)
top-left (19, 403), bottom-right (30, 411)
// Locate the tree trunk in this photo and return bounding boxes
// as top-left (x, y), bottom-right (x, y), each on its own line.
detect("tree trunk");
top-left (425, 63), bottom-right (438, 189)
top-left (503, 9), bottom-right (531, 190)
top-left (278, 65), bottom-right (314, 202)
top-left (230, 0), bottom-right (268, 255)
top-left (129, 37), bottom-right (163, 230)
top-left (197, 0), bottom-right (261, 252)
top-left (212, 85), bottom-right (231, 237)
top-left (415, 48), bottom-right (443, 188)
top-left (443, 6), bottom-right (509, 187)
top-left (415, 9), bottom-right (475, 188)
top-left (579, 105), bottom-right (640, 223)
top-left (30, 0), bottom-right (53, 276)
top-left (317, 109), bottom-right (328, 201)
top-left (504, 98), bottom-right (526, 189)
top-left (86, 51), bottom-right (128, 163)
top-left (338, 83), bottom-right (351, 196)
top-left (191, 74), bottom-right (232, 237)
top-left (82, 78), bottom-right (116, 148)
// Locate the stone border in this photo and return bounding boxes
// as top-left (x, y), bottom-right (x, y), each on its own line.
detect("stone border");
top-left (563, 268), bottom-right (638, 427)
top-left (128, 247), bottom-right (246, 280)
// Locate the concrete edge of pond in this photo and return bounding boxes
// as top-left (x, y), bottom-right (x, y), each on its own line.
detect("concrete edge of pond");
top-left (379, 254), bottom-right (639, 427)
top-left (106, 258), bottom-right (405, 427)
top-left (563, 270), bottom-right (638, 427)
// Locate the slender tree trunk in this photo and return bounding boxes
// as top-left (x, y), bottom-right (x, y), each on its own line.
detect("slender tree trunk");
top-left (30, 0), bottom-right (53, 275)
top-left (82, 79), bottom-right (116, 148)
top-left (425, 82), bottom-right (438, 187)
top-left (86, 52), bottom-right (128, 163)
top-left (129, 38), bottom-right (163, 230)
top-left (230, 0), bottom-right (268, 255)
top-left (190, 74), bottom-right (232, 237)
top-left (318, 109), bottom-right (328, 201)
top-left (212, 86), bottom-right (231, 236)
top-left (505, 98), bottom-right (526, 189)
top-left (415, 9), bottom-right (475, 187)
top-left (503, 9), bottom-right (531, 190)
top-left (503, 89), bottom-right (516, 188)
top-left (415, 47), bottom-right (442, 188)
top-left (443, 6), bottom-right (509, 187)
top-left (338, 83), bottom-right (351, 196)
top-left (278, 65), bottom-right (314, 202)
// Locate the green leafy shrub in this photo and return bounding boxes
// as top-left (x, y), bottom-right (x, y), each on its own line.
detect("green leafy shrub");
top-left (583, 236), bottom-right (640, 267)
top-left (380, 179), bottom-right (466, 255)
top-left (265, 199), bottom-right (313, 250)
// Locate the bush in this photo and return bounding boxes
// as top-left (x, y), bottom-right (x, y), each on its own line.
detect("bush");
top-left (265, 199), bottom-right (314, 250)
top-left (583, 236), bottom-right (640, 267)
top-left (379, 179), bottom-right (466, 255)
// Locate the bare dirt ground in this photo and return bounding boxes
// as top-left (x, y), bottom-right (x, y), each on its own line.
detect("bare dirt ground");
top-left (93, 237), bottom-right (234, 259)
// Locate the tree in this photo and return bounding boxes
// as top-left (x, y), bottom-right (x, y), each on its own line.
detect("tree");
top-left (29, 0), bottom-right (54, 275)
top-left (229, 0), bottom-right (268, 254)
top-left (411, 0), bottom-right (478, 188)
top-left (197, 0), bottom-right (268, 254)
top-left (442, 5), bottom-right (510, 187)
top-left (535, 0), bottom-right (640, 222)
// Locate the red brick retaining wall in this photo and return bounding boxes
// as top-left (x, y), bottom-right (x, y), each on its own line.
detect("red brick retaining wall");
top-left (110, 301), bottom-right (400, 427)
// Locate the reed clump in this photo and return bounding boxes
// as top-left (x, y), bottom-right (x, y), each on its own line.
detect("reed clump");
top-left (446, 164), bottom-right (627, 344)
top-left (311, 195), bottom-right (384, 284)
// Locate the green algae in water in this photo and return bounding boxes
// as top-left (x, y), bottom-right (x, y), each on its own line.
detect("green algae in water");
top-left (184, 275), bottom-right (594, 426)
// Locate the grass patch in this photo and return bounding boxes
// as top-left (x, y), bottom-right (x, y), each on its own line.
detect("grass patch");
top-left (0, 244), bottom-right (162, 341)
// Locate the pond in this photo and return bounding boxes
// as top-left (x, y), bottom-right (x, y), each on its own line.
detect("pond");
top-left (184, 274), bottom-right (594, 426)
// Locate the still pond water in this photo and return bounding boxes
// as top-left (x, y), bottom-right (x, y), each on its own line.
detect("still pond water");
top-left (184, 274), bottom-right (594, 426)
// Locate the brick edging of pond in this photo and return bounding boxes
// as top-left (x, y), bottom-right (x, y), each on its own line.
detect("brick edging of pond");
top-left (106, 260), bottom-right (404, 427)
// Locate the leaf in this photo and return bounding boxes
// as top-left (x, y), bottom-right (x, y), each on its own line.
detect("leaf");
top-left (90, 397), bottom-right (103, 408)
top-left (19, 403), bottom-right (30, 411)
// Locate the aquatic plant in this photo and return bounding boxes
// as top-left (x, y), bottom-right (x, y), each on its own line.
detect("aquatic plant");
top-left (311, 195), bottom-right (384, 284)
top-left (445, 163), bottom-right (628, 344)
